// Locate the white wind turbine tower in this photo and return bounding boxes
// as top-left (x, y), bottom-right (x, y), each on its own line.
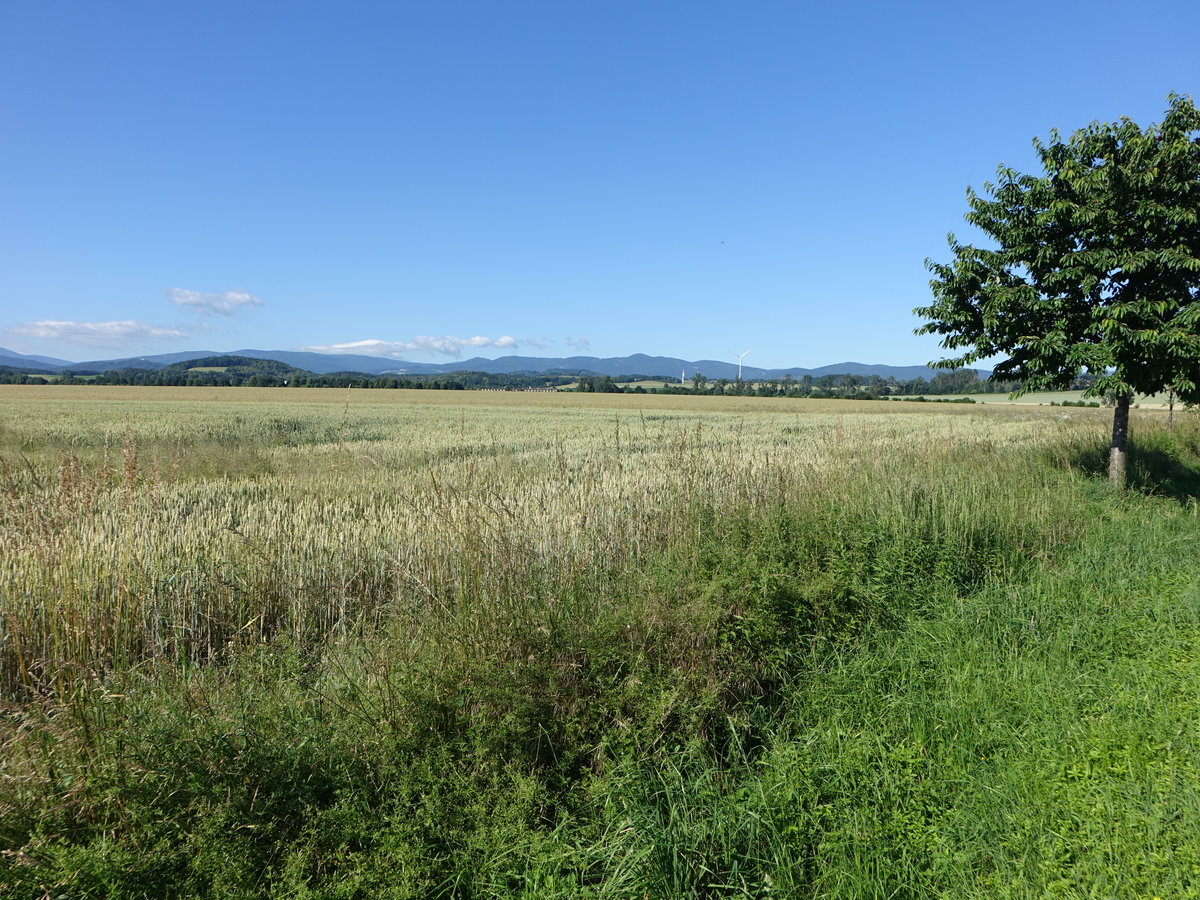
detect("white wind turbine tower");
top-left (732, 350), bottom-right (751, 382)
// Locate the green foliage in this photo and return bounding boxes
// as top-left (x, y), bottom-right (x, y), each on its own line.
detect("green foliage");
top-left (163, 355), bottom-right (306, 378)
top-left (88, 365), bottom-right (574, 391)
top-left (749, 480), bottom-right (1200, 897)
top-left (918, 94), bottom-right (1200, 402)
top-left (575, 374), bottom-right (623, 393)
top-left (0, 364), bottom-right (56, 384)
top-left (54, 362), bottom-right (1015, 398)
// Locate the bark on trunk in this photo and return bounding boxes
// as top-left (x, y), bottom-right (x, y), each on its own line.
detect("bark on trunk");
top-left (1109, 392), bottom-right (1131, 488)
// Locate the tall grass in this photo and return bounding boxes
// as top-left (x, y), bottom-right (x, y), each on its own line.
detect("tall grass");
top-left (1, 387), bottom-right (1195, 897)
top-left (0, 393), bottom-right (1071, 697)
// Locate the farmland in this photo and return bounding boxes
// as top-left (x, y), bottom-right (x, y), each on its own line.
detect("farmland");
top-left (3, 386), bottom-right (1199, 897)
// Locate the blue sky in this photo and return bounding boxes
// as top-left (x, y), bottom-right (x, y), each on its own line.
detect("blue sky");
top-left (2, 0), bottom-right (1197, 368)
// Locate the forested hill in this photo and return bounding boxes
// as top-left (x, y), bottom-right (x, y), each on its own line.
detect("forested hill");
top-left (163, 356), bottom-right (305, 378)
top-left (0, 345), bottom-right (961, 382)
top-left (2, 355), bottom-right (1097, 397)
top-left (85, 356), bottom-right (310, 386)
top-left (80, 358), bottom-right (567, 390)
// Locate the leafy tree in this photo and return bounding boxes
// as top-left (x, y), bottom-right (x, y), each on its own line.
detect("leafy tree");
top-left (916, 94), bottom-right (1200, 486)
top-left (929, 369), bottom-right (979, 394)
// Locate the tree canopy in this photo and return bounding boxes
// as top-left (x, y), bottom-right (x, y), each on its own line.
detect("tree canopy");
top-left (916, 94), bottom-right (1200, 483)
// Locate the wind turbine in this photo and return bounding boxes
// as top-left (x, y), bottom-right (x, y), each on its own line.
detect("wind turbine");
top-left (732, 350), bottom-right (751, 382)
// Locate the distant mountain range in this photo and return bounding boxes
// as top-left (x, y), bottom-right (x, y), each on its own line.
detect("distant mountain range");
top-left (0, 346), bottom-right (961, 382)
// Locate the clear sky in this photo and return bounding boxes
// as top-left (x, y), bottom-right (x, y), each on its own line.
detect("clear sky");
top-left (2, 0), bottom-right (1197, 368)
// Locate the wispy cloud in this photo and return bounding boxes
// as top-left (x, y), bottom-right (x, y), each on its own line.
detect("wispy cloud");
top-left (166, 288), bottom-right (264, 316)
top-left (302, 335), bottom-right (527, 358)
top-left (564, 336), bottom-right (591, 352)
top-left (7, 320), bottom-right (188, 347)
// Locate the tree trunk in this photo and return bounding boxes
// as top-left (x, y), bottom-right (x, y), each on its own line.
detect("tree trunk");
top-left (1109, 392), bottom-right (1131, 488)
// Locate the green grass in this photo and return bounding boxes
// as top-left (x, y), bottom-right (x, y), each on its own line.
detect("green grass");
top-left (2, 389), bottom-right (1198, 897)
top-left (740, 488), bottom-right (1200, 897)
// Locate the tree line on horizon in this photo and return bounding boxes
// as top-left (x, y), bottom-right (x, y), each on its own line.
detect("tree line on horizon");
top-left (0, 353), bottom-right (1102, 398)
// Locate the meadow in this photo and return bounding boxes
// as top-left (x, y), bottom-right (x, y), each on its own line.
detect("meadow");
top-left (2, 386), bottom-right (1198, 897)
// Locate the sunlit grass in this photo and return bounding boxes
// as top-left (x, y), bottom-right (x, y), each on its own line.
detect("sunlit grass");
top-left (2, 387), bottom-right (1083, 694)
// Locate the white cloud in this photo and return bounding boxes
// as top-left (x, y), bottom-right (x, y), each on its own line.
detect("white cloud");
top-left (166, 288), bottom-right (264, 316)
top-left (302, 335), bottom-right (527, 358)
top-left (564, 336), bottom-right (592, 352)
top-left (7, 320), bottom-right (188, 347)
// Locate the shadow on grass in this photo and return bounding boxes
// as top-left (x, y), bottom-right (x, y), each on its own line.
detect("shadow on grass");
top-left (1071, 439), bottom-right (1200, 505)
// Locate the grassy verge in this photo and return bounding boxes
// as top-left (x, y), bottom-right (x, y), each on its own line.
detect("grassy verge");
top-left (739, 484), bottom-right (1200, 897)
